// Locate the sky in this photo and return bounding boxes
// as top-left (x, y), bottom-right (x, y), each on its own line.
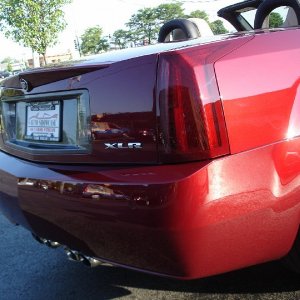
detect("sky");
top-left (0, 0), bottom-right (237, 62)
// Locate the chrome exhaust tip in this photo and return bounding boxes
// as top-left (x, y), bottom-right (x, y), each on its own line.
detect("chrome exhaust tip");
top-left (64, 248), bottom-right (84, 262)
top-left (32, 233), bottom-right (103, 268)
top-left (32, 234), bottom-right (61, 248)
top-left (82, 256), bottom-right (103, 268)
top-left (64, 247), bottom-right (103, 267)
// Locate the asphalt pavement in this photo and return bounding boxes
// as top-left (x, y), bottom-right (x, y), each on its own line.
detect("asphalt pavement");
top-left (0, 212), bottom-right (299, 300)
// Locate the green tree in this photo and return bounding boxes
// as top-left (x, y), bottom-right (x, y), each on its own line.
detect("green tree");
top-left (1, 57), bottom-right (14, 72)
top-left (6, 62), bottom-right (13, 72)
top-left (188, 10), bottom-right (228, 35)
top-left (113, 3), bottom-right (230, 47)
top-left (1, 57), bottom-right (15, 64)
top-left (155, 2), bottom-right (185, 24)
top-left (126, 2), bottom-right (185, 45)
top-left (188, 10), bottom-right (210, 23)
top-left (126, 7), bottom-right (157, 45)
top-left (0, 0), bottom-right (71, 65)
top-left (80, 26), bottom-right (109, 55)
top-left (269, 12), bottom-right (284, 28)
top-left (209, 20), bottom-right (229, 34)
top-left (113, 29), bottom-right (130, 49)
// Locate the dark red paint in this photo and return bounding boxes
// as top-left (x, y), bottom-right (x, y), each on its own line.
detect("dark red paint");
top-left (0, 28), bottom-right (299, 279)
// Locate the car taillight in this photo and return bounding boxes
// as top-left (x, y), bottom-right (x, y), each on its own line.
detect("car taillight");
top-left (157, 45), bottom-right (230, 163)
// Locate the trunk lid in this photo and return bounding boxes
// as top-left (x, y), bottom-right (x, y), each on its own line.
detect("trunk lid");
top-left (0, 54), bottom-right (158, 164)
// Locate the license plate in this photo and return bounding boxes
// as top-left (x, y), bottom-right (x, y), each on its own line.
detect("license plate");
top-left (25, 101), bottom-right (61, 142)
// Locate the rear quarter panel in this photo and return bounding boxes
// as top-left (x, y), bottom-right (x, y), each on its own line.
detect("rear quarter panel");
top-left (214, 28), bottom-right (300, 242)
top-left (215, 29), bottom-right (300, 153)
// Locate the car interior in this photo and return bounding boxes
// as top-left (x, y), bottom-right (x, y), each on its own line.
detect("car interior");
top-left (158, 0), bottom-right (300, 42)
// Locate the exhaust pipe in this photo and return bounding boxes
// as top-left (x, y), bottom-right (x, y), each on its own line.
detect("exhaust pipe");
top-left (82, 256), bottom-right (103, 268)
top-left (32, 233), bottom-right (103, 268)
top-left (64, 247), bottom-right (103, 267)
top-left (64, 248), bottom-right (84, 262)
top-left (32, 234), bottom-right (61, 248)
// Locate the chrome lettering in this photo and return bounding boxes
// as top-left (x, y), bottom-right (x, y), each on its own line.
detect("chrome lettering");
top-left (128, 143), bottom-right (142, 149)
top-left (104, 142), bottom-right (142, 149)
top-left (117, 143), bottom-right (128, 149)
top-left (104, 143), bottom-right (118, 149)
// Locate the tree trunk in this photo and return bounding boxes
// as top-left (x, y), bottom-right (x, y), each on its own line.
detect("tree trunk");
top-left (42, 53), bottom-right (47, 66)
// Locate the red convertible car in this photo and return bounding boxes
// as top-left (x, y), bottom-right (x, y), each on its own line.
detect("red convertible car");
top-left (0, 0), bottom-right (299, 279)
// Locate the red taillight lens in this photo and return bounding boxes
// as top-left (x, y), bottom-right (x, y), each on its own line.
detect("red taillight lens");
top-left (157, 45), bottom-right (230, 163)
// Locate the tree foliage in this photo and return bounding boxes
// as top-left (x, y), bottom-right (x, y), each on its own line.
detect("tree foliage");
top-left (80, 26), bottom-right (109, 55)
top-left (188, 10), bottom-right (228, 35)
top-left (210, 20), bottom-right (228, 34)
top-left (6, 61), bottom-right (13, 72)
top-left (269, 12), bottom-right (284, 28)
top-left (123, 6), bottom-right (229, 46)
top-left (0, 0), bottom-right (71, 64)
top-left (1, 57), bottom-right (16, 64)
top-left (126, 7), bottom-right (157, 45)
top-left (155, 2), bottom-right (185, 24)
top-left (188, 10), bottom-right (210, 22)
top-left (126, 2), bottom-right (185, 44)
top-left (113, 29), bottom-right (130, 49)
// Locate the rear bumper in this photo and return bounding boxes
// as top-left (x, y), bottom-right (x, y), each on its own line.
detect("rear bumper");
top-left (0, 140), bottom-right (299, 279)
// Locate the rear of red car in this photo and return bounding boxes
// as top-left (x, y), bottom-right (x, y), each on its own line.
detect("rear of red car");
top-left (0, 37), bottom-right (235, 165)
top-left (0, 30), bottom-right (299, 279)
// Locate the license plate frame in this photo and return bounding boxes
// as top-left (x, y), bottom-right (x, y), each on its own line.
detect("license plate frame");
top-left (25, 101), bottom-right (62, 142)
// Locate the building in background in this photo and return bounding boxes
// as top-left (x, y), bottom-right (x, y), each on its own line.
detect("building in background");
top-left (27, 51), bottom-right (73, 68)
